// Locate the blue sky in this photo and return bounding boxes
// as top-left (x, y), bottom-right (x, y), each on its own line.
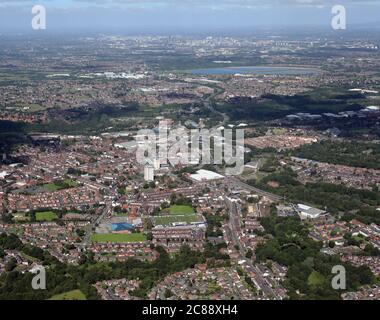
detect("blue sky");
top-left (0, 1), bottom-right (379, 33)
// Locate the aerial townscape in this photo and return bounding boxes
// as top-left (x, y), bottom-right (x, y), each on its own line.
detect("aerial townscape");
top-left (0, 0), bottom-right (380, 303)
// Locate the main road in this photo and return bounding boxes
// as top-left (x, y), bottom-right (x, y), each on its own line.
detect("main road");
top-left (81, 201), bottom-right (113, 245)
top-left (225, 176), bottom-right (283, 202)
top-left (225, 196), bottom-right (280, 299)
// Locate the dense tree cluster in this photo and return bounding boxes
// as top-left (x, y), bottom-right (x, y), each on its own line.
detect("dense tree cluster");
top-left (203, 212), bottom-right (227, 237)
top-left (255, 216), bottom-right (375, 299)
top-left (170, 193), bottom-right (193, 206)
top-left (292, 140), bottom-right (380, 170)
top-left (216, 91), bottom-right (362, 121)
top-left (249, 169), bottom-right (380, 216)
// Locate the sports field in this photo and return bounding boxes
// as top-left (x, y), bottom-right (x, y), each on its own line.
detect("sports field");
top-left (153, 205), bottom-right (202, 226)
top-left (36, 211), bottom-right (58, 221)
top-left (49, 289), bottom-right (87, 300)
top-left (154, 214), bottom-right (201, 226)
top-left (91, 233), bottom-right (147, 243)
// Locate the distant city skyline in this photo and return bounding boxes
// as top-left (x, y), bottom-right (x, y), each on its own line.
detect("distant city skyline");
top-left (0, 0), bottom-right (379, 33)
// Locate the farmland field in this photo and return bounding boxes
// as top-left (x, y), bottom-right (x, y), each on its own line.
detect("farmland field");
top-left (91, 233), bottom-right (147, 243)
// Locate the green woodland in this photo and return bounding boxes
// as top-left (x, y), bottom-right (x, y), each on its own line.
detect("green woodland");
top-left (292, 140), bottom-right (380, 170)
top-left (255, 216), bottom-right (376, 300)
top-left (248, 168), bottom-right (380, 224)
top-left (215, 90), bottom-right (364, 121)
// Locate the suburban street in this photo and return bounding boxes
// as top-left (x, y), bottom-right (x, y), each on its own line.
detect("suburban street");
top-left (225, 196), bottom-right (280, 299)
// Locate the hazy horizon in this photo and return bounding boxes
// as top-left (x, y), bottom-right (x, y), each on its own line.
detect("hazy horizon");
top-left (0, 0), bottom-right (379, 34)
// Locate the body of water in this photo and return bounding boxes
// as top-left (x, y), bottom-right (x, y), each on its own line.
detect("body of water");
top-left (189, 66), bottom-right (320, 76)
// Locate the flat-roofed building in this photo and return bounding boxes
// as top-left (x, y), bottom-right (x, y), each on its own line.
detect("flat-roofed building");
top-left (144, 165), bottom-right (154, 182)
top-left (190, 169), bottom-right (224, 182)
top-left (296, 204), bottom-right (327, 220)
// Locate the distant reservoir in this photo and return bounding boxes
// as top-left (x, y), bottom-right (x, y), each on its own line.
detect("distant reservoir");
top-left (189, 66), bottom-right (320, 76)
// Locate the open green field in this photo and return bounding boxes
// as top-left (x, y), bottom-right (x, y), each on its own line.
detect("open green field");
top-left (36, 211), bottom-right (58, 222)
top-left (64, 179), bottom-right (78, 187)
top-left (307, 271), bottom-right (326, 287)
top-left (49, 289), bottom-right (87, 300)
top-left (91, 233), bottom-right (147, 243)
top-left (168, 205), bottom-right (195, 215)
top-left (23, 103), bottom-right (45, 112)
top-left (42, 179), bottom-right (78, 192)
top-left (42, 183), bottom-right (62, 192)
